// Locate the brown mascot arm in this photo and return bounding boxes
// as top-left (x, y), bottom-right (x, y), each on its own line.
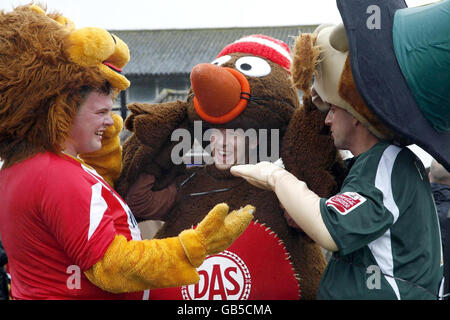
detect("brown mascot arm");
top-left (286, 31), bottom-right (347, 199)
top-left (115, 100), bottom-right (188, 199)
top-left (80, 112), bottom-right (123, 187)
top-left (84, 203), bottom-right (254, 293)
top-left (125, 172), bottom-right (177, 221)
top-left (281, 98), bottom-right (344, 198)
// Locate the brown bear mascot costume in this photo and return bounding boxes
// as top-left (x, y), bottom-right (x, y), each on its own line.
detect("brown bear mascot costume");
top-left (116, 35), bottom-right (346, 299)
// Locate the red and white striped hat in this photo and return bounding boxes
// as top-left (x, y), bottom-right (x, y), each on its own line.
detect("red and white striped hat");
top-left (217, 34), bottom-right (292, 71)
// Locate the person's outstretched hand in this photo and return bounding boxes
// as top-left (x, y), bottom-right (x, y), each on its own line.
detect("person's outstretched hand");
top-left (230, 161), bottom-right (286, 191)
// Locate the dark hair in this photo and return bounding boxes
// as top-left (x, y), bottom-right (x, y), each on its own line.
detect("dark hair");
top-left (79, 82), bottom-right (112, 100)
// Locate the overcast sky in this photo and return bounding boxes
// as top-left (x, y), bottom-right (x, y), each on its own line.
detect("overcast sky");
top-left (0, 0), bottom-right (438, 166)
top-left (0, 0), bottom-right (440, 30)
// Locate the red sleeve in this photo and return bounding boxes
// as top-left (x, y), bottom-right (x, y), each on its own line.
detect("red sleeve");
top-left (40, 164), bottom-right (116, 271)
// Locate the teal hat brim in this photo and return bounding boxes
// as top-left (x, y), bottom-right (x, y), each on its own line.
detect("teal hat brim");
top-left (393, 1), bottom-right (450, 133)
top-left (337, 0), bottom-right (450, 171)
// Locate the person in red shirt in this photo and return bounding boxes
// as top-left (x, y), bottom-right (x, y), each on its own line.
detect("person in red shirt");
top-left (0, 5), bottom-right (253, 300)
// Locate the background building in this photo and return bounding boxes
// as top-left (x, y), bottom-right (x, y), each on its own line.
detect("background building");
top-left (111, 25), bottom-right (317, 119)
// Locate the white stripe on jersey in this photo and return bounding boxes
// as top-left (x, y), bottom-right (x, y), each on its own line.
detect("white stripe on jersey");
top-left (88, 182), bottom-right (108, 240)
top-left (81, 164), bottom-right (141, 241)
top-left (368, 145), bottom-right (402, 300)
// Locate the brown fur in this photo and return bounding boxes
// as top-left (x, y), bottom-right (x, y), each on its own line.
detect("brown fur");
top-left (289, 32), bottom-right (347, 195)
top-left (291, 33), bottom-right (321, 98)
top-left (290, 31), bottom-right (393, 140)
top-left (154, 165), bottom-right (327, 300)
top-left (116, 101), bottom-right (188, 196)
top-left (117, 50), bottom-right (346, 299)
top-left (282, 97), bottom-right (346, 197)
top-left (338, 56), bottom-right (393, 139)
top-left (0, 5), bottom-right (111, 168)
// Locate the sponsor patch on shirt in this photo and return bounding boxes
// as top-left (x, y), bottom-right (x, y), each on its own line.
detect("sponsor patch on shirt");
top-left (326, 192), bottom-right (367, 215)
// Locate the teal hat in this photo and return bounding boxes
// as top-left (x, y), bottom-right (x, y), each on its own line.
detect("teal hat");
top-left (337, 0), bottom-right (450, 171)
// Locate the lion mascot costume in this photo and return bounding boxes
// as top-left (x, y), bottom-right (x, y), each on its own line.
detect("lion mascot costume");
top-left (0, 4), bottom-right (253, 300)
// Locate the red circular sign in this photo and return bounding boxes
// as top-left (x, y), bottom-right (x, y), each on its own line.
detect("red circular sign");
top-left (149, 221), bottom-right (300, 300)
top-left (181, 250), bottom-right (251, 300)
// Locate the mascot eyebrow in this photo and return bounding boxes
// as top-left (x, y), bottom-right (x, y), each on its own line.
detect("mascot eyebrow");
top-left (103, 34), bottom-right (123, 73)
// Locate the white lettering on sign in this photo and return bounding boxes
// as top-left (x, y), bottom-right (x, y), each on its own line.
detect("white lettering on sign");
top-left (326, 192), bottom-right (367, 215)
top-left (181, 251), bottom-right (251, 300)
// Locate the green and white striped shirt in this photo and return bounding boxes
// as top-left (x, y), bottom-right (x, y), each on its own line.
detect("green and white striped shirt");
top-left (318, 142), bottom-right (443, 300)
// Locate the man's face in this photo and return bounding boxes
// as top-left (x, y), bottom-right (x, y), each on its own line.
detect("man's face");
top-left (65, 91), bottom-right (114, 156)
top-left (324, 104), bottom-right (355, 150)
top-left (209, 128), bottom-right (252, 171)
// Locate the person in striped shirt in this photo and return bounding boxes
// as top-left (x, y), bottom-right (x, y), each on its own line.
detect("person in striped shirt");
top-left (230, 20), bottom-right (444, 299)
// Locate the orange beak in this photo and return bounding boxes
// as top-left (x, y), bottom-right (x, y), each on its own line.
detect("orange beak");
top-left (191, 63), bottom-right (250, 124)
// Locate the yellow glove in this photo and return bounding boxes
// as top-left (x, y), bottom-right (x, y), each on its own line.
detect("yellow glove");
top-left (178, 203), bottom-right (254, 267)
top-left (85, 203), bottom-right (254, 293)
top-left (80, 112), bottom-right (123, 187)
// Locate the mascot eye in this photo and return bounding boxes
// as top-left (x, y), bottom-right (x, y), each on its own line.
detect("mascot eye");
top-left (211, 55), bottom-right (232, 66)
top-left (235, 56), bottom-right (271, 77)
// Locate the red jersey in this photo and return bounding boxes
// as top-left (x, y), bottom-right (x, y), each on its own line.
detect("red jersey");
top-left (0, 152), bottom-right (148, 299)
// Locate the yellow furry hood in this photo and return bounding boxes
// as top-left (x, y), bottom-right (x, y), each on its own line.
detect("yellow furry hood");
top-left (0, 4), bottom-right (130, 167)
